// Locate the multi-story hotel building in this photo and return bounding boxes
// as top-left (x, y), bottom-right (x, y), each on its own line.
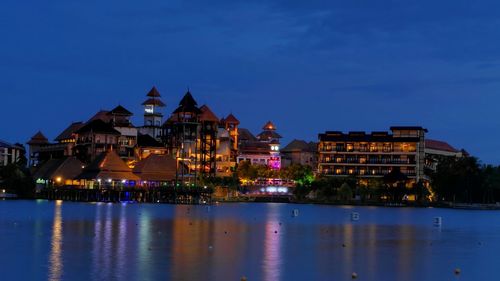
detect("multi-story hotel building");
top-left (318, 126), bottom-right (427, 183)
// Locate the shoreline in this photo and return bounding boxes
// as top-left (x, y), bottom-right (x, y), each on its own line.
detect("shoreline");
top-left (5, 196), bottom-right (500, 210)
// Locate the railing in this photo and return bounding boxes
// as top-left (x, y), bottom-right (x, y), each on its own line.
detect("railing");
top-left (319, 171), bottom-right (417, 176)
top-left (320, 159), bottom-right (416, 165)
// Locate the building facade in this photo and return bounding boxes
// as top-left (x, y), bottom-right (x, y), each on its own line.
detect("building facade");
top-left (281, 139), bottom-right (317, 168)
top-left (318, 126), bottom-right (427, 183)
top-left (0, 140), bottom-right (25, 166)
top-left (237, 121), bottom-right (282, 170)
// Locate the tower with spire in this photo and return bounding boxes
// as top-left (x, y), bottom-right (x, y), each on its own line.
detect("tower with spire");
top-left (140, 86), bottom-right (165, 139)
top-left (163, 90), bottom-right (203, 184)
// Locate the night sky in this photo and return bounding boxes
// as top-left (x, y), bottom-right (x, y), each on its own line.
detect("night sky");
top-left (1, 1), bottom-right (500, 163)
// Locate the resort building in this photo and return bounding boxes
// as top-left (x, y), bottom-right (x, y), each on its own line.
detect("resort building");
top-left (0, 140), bottom-right (25, 166)
top-left (162, 91), bottom-right (240, 180)
top-left (424, 139), bottom-right (465, 172)
top-left (237, 121), bottom-right (282, 170)
top-left (317, 126), bottom-right (427, 184)
top-left (281, 139), bottom-right (317, 168)
top-left (27, 131), bottom-right (50, 167)
top-left (139, 87), bottom-right (165, 140)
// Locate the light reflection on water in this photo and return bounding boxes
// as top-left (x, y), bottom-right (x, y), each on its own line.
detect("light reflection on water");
top-left (1, 201), bottom-right (500, 281)
top-left (48, 200), bottom-right (63, 281)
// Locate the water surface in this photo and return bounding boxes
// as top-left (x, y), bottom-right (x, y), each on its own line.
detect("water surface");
top-left (0, 200), bottom-right (498, 281)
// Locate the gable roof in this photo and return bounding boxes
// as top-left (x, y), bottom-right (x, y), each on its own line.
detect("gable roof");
top-left (225, 114), bottom-right (240, 125)
top-left (142, 98), bottom-right (166, 107)
top-left (281, 139), bottom-right (315, 152)
top-left (108, 105), bottom-right (132, 116)
top-left (27, 131), bottom-right (49, 145)
top-left (257, 130), bottom-right (282, 141)
top-left (199, 105), bottom-right (219, 122)
top-left (88, 110), bottom-right (112, 123)
top-left (238, 128), bottom-right (257, 142)
top-left (55, 122), bottom-right (84, 142)
top-left (133, 154), bottom-right (177, 181)
top-left (76, 150), bottom-right (139, 180)
top-left (33, 156), bottom-right (84, 180)
top-left (425, 139), bottom-right (459, 153)
top-left (75, 119), bottom-right (121, 135)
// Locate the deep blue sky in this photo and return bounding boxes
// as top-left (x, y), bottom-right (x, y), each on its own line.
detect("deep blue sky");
top-left (1, 0), bottom-right (500, 163)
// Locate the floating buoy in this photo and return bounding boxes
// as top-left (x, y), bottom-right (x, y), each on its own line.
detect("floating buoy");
top-left (342, 243), bottom-right (347, 248)
top-left (224, 231), bottom-right (228, 234)
top-left (433, 217), bottom-right (442, 227)
top-left (454, 268), bottom-right (461, 275)
top-left (351, 212), bottom-right (360, 221)
top-left (292, 209), bottom-right (299, 217)
top-left (240, 276), bottom-right (247, 281)
top-left (351, 272), bottom-right (358, 279)
top-left (274, 230), bottom-right (278, 234)
top-left (208, 245), bottom-right (213, 250)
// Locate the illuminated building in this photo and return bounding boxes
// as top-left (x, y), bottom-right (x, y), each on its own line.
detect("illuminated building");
top-left (73, 119), bottom-right (121, 163)
top-left (108, 105), bottom-right (138, 161)
top-left (140, 86), bottom-right (165, 140)
top-left (216, 114), bottom-right (240, 176)
top-left (318, 127), bottom-right (427, 183)
top-left (237, 121), bottom-right (282, 170)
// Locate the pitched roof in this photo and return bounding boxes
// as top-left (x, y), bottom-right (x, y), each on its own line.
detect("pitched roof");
top-left (75, 119), bottom-right (121, 135)
top-left (133, 154), bottom-right (177, 181)
top-left (225, 114), bottom-right (240, 125)
top-left (199, 105), bottom-right (219, 122)
top-left (27, 131), bottom-right (49, 145)
top-left (173, 91), bottom-right (201, 114)
top-left (238, 128), bottom-right (257, 142)
top-left (76, 150), bottom-right (139, 180)
top-left (108, 105), bottom-right (132, 116)
top-left (146, 86), bottom-right (162, 97)
top-left (142, 98), bottom-right (166, 107)
top-left (282, 139), bottom-right (313, 152)
top-left (425, 139), bottom-right (459, 153)
top-left (0, 139), bottom-right (14, 148)
top-left (88, 110), bottom-right (112, 123)
top-left (33, 156), bottom-right (84, 180)
top-left (137, 133), bottom-right (164, 148)
top-left (55, 122), bottom-right (84, 142)
top-left (257, 130), bottom-right (282, 140)
top-left (262, 121), bottom-right (276, 131)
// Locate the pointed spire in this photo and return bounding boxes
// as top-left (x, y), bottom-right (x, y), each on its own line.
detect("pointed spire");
top-left (147, 86), bottom-right (161, 97)
top-left (173, 90), bottom-right (201, 114)
top-left (262, 121), bottom-right (276, 131)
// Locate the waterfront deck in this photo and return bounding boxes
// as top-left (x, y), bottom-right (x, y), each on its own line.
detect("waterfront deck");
top-left (38, 186), bottom-right (213, 204)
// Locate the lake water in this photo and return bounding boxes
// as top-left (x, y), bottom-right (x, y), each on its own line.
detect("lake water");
top-left (0, 200), bottom-right (499, 281)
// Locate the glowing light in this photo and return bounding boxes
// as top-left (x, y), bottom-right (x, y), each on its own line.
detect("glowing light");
top-left (107, 179), bottom-right (112, 183)
top-left (121, 179), bottom-right (126, 184)
top-left (56, 177), bottom-right (62, 183)
top-left (97, 179), bottom-right (102, 183)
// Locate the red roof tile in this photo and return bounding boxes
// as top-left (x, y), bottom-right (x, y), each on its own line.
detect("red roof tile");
top-left (199, 105), bottom-right (219, 122)
top-left (425, 139), bottom-right (458, 153)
